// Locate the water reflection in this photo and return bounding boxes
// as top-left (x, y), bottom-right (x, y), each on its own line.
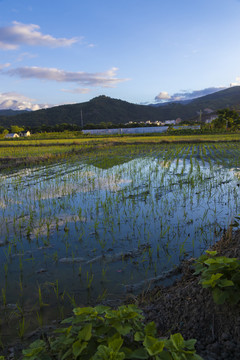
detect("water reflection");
top-left (0, 143), bottom-right (239, 342)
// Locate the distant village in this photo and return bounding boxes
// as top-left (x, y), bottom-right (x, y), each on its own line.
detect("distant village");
top-left (5, 130), bottom-right (31, 138)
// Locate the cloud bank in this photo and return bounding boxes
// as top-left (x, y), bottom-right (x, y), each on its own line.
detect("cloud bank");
top-left (155, 87), bottom-right (226, 103)
top-left (230, 76), bottom-right (240, 87)
top-left (0, 63), bottom-right (10, 70)
top-left (0, 92), bottom-right (50, 111)
top-left (4, 66), bottom-right (128, 87)
top-left (61, 88), bottom-right (91, 94)
top-left (0, 21), bottom-right (79, 49)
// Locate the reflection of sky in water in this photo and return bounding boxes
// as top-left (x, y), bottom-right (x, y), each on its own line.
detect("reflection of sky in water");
top-left (0, 144), bottom-right (240, 338)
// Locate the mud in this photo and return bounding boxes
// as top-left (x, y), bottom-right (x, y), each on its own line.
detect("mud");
top-left (137, 229), bottom-right (240, 359)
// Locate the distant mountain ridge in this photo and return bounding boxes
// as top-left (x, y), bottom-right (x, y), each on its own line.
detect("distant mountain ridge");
top-left (0, 109), bottom-right (29, 117)
top-left (0, 86), bottom-right (240, 128)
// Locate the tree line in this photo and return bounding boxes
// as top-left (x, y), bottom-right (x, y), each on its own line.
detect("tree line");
top-left (0, 109), bottom-right (240, 135)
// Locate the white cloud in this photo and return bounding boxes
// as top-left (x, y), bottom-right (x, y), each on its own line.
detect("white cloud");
top-left (0, 62), bottom-right (11, 70)
top-left (155, 91), bottom-right (171, 101)
top-left (16, 52), bottom-right (38, 62)
top-left (61, 88), bottom-right (91, 94)
top-left (230, 76), bottom-right (240, 86)
top-left (0, 92), bottom-right (50, 111)
top-left (155, 87), bottom-right (225, 103)
top-left (0, 21), bottom-right (79, 50)
top-left (4, 66), bottom-right (129, 87)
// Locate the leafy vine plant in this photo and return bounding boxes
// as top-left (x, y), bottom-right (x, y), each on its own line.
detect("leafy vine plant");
top-left (194, 250), bottom-right (240, 305)
top-left (21, 304), bottom-right (203, 359)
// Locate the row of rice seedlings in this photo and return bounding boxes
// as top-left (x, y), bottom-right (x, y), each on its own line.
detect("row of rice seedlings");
top-left (1, 142), bottom-right (240, 343)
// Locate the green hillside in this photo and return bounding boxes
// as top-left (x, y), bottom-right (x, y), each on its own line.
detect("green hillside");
top-left (0, 109), bottom-right (28, 117)
top-left (1, 87), bottom-right (240, 128)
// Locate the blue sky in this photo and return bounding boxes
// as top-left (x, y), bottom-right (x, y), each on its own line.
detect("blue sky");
top-left (0, 0), bottom-right (240, 110)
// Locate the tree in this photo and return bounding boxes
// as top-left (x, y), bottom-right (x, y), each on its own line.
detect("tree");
top-left (212, 108), bottom-right (240, 130)
top-left (0, 126), bottom-right (5, 134)
top-left (0, 129), bottom-right (9, 138)
top-left (11, 125), bottom-right (25, 133)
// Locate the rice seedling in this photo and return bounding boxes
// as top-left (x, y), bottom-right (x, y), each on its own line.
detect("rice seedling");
top-left (18, 317), bottom-right (26, 340)
top-left (1, 288), bottom-right (6, 307)
top-left (1, 140), bottom-right (240, 346)
top-left (37, 285), bottom-right (48, 309)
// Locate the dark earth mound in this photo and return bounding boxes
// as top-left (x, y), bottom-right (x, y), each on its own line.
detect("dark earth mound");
top-left (138, 229), bottom-right (240, 360)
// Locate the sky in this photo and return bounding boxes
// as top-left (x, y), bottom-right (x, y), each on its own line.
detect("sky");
top-left (1, 0), bottom-right (240, 110)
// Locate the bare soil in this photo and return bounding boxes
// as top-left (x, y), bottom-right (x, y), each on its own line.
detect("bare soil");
top-left (138, 229), bottom-right (240, 359)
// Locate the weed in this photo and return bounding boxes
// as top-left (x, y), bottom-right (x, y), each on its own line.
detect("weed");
top-left (21, 304), bottom-right (202, 360)
top-left (194, 250), bottom-right (240, 304)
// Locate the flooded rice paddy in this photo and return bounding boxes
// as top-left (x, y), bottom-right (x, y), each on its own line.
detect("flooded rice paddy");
top-left (0, 142), bottom-right (240, 343)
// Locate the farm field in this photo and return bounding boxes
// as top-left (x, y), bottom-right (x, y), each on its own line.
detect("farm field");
top-left (0, 139), bottom-right (240, 345)
top-left (1, 133), bottom-right (240, 169)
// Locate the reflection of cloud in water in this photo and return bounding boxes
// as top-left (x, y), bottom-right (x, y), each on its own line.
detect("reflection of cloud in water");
top-left (230, 168), bottom-right (240, 179)
top-left (0, 201), bottom-right (7, 208)
top-left (38, 176), bottom-right (132, 200)
top-left (159, 160), bottom-right (172, 168)
top-left (0, 198), bottom-right (21, 209)
top-left (30, 214), bottom-right (86, 240)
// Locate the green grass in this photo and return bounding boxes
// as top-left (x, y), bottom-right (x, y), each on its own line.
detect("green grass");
top-left (1, 133), bottom-right (240, 169)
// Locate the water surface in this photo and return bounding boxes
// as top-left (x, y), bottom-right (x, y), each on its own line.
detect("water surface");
top-left (0, 142), bottom-right (239, 342)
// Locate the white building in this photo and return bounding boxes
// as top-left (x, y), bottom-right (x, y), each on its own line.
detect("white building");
top-left (20, 131), bottom-right (31, 137)
top-left (5, 133), bottom-right (20, 138)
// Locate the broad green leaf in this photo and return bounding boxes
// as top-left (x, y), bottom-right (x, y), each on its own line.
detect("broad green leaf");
top-left (78, 323), bottom-right (92, 341)
top-left (156, 352), bottom-right (172, 360)
top-left (108, 333), bottom-right (123, 353)
top-left (72, 339), bottom-right (88, 358)
top-left (206, 250), bottom-right (217, 256)
top-left (143, 335), bottom-right (165, 356)
top-left (54, 325), bottom-right (72, 335)
top-left (22, 340), bottom-right (46, 357)
top-left (212, 288), bottom-right (228, 304)
top-left (170, 333), bottom-right (184, 350)
top-left (22, 347), bottom-right (43, 357)
top-left (61, 316), bottom-right (74, 324)
top-left (231, 273), bottom-right (240, 283)
top-left (62, 348), bottom-right (73, 360)
top-left (134, 331), bottom-right (144, 342)
top-left (123, 347), bottom-right (148, 359)
top-left (92, 345), bottom-right (125, 360)
top-left (73, 307), bottom-right (97, 317)
top-left (92, 345), bottom-right (110, 360)
top-left (228, 290), bottom-right (240, 304)
top-left (218, 279), bottom-right (234, 288)
top-left (113, 322), bottom-right (132, 336)
top-left (202, 273), bottom-right (223, 288)
top-left (95, 305), bottom-right (111, 314)
top-left (193, 355), bottom-right (204, 360)
top-left (29, 340), bottom-right (46, 349)
top-left (144, 321), bottom-right (157, 336)
top-left (204, 258), bottom-right (217, 265)
top-left (184, 338), bottom-right (197, 350)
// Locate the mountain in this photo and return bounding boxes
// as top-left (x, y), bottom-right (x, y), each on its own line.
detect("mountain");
top-left (0, 95), bottom-right (163, 128)
top-left (0, 109), bottom-right (29, 117)
top-left (0, 87), bottom-right (240, 128)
